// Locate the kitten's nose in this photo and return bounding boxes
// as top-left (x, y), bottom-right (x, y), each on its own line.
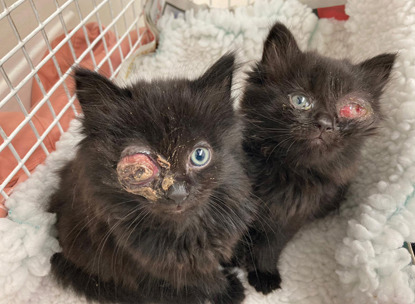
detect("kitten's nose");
top-left (166, 182), bottom-right (189, 204)
top-left (316, 114), bottom-right (335, 132)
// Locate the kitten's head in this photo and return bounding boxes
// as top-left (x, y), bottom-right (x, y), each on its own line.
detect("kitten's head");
top-left (241, 22), bottom-right (396, 168)
top-left (74, 54), bottom-right (248, 222)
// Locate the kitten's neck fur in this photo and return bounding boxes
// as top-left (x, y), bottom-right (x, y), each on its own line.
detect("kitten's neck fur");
top-left (244, 139), bottom-right (358, 222)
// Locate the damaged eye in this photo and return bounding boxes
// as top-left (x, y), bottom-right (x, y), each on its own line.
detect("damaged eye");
top-left (117, 153), bottom-right (159, 187)
top-left (339, 103), bottom-right (368, 119)
top-left (289, 94), bottom-right (312, 110)
top-left (190, 148), bottom-right (211, 167)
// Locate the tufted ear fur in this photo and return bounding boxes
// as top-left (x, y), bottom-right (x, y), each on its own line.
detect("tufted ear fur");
top-left (74, 68), bottom-right (133, 137)
top-left (195, 52), bottom-right (235, 106)
top-left (261, 22), bottom-right (301, 69)
top-left (74, 68), bottom-right (132, 116)
top-left (358, 53), bottom-right (396, 94)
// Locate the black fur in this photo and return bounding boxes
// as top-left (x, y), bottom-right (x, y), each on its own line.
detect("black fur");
top-left (48, 54), bottom-right (257, 304)
top-left (238, 22), bottom-right (396, 294)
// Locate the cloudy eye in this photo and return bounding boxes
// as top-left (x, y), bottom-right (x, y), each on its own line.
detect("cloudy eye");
top-left (289, 94), bottom-right (312, 110)
top-left (190, 147), bottom-right (211, 167)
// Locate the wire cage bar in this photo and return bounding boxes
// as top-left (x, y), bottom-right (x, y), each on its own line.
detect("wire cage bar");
top-left (0, 0), bottom-right (146, 202)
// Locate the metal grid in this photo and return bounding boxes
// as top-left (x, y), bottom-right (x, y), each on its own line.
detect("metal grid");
top-left (0, 0), bottom-right (145, 201)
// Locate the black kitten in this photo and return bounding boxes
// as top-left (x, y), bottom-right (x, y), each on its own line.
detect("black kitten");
top-left (239, 22), bottom-right (395, 294)
top-left (48, 54), bottom-right (256, 304)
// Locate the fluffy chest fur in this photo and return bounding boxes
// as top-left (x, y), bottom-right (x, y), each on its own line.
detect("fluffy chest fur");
top-left (246, 151), bottom-right (354, 224)
top-left (54, 167), bottom-right (241, 290)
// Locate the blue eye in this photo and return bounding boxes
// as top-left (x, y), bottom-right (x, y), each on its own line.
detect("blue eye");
top-left (289, 94), bottom-right (312, 110)
top-left (190, 147), bottom-right (211, 167)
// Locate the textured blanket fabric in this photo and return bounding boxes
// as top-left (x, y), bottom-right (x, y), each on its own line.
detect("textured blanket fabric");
top-left (1, 0), bottom-right (415, 303)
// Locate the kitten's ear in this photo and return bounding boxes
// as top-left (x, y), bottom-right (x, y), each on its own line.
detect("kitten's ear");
top-left (74, 68), bottom-right (132, 115)
top-left (196, 53), bottom-right (235, 102)
top-left (261, 22), bottom-right (301, 67)
top-left (359, 53), bottom-right (396, 92)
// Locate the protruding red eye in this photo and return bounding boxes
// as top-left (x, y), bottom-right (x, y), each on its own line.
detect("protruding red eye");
top-left (117, 154), bottom-right (159, 186)
top-left (339, 103), bottom-right (368, 119)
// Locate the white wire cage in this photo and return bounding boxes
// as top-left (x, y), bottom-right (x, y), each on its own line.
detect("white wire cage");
top-left (0, 0), bottom-right (151, 206)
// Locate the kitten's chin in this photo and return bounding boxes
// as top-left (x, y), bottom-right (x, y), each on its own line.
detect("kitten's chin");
top-left (306, 146), bottom-right (339, 166)
top-left (149, 199), bottom-right (199, 218)
top-left (292, 138), bottom-right (340, 167)
top-left (309, 137), bottom-right (326, 147)
top-left (169, 204), bottom-right (187, 214)
top-left (309, 138), bottom-right (333, 153)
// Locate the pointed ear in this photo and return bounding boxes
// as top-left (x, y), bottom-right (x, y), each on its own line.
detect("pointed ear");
top-left (74, 67), bottom-right (131, 116)
top-left (261, 22), bottom-right (301, 67)
top-left (359, 53), bottom-right (396, 92)
top-left (196, 53), bottom-right (235, 102)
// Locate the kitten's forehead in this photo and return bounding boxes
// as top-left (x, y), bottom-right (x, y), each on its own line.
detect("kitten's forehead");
top-left (293, 54), bottom-right (358, 100)
top-left (306, 55), bottom-right (352, 80)
top-left (121, 80), bottom-right (229, 164)
top-left (161, 134), bottom-right (205, 163)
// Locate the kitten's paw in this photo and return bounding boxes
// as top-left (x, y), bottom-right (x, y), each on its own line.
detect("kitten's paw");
top-left (247, 270), bottom-right (281, 294)
top-left (210, 272), bottom-right (245, 304)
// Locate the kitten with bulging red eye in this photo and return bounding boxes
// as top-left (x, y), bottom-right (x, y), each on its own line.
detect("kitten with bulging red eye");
top-left (48, 54), bottom-right (257, 304)
top-left (238, 22), bottom-right (396, 294)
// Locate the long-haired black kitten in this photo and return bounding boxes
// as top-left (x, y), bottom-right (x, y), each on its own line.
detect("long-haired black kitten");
top-left (48, 54), bottom-right (257, 304)
top-left (239, 22), bottom-right (396, 294)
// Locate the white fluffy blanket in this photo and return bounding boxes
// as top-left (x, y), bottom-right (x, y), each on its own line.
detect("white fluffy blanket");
top-left (2, 0), bottom-right (415, 303)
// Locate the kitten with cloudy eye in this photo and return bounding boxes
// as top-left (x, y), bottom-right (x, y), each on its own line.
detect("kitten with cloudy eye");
top-left (48, 54), bottom-right (257, 304)
top-left (238, 22), bottom-right (395, 294)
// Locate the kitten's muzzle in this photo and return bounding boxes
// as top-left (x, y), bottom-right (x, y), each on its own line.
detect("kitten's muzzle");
top-left (166, 182), bottom-right (189, 204)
